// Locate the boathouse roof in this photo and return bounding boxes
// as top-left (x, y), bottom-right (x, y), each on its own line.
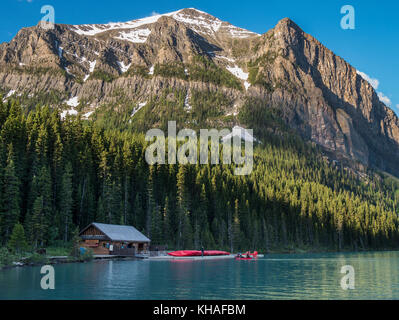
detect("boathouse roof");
top-left (80, 222), bottom-right (151, 242)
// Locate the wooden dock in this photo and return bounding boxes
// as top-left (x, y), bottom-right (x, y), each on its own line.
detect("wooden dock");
top-left (48, 255), bottom-right (137, 262)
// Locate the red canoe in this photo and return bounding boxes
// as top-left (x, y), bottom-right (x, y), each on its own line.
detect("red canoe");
top-left (168, 250), bottom-right (230, 257)
top-left (204, 250), bottom-right (230, 256)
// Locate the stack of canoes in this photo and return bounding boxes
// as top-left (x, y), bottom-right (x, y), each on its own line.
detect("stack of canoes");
top-left (167, 250), bottom-right (230, 257)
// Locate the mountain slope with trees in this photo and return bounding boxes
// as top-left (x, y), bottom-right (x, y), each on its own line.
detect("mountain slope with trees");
top-left (1, 99), bottom-right (398, 252)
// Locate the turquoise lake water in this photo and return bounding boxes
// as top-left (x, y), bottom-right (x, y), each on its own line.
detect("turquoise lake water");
top-left (1, 251), bottom-right (398, 300)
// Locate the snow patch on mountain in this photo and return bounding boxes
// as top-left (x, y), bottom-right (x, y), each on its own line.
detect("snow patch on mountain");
top-left (6, 89), bottom-right (16, 98)
top-left (55, 41), bottom-right (63, 59)
top-left (226, 65), bottom-right (251, 90)
top-left (115, 28), bottom-right (151, 43)
top-left (89, 60), bottom-right (97, 73)
top-left (117, 60), bottom-right (132, 73)
top-left (66, 96), bottom-right (79, 107)
top-left (84, 60), bottom-right (97, 82)
top-left (226, 65), bottom-right (248, 81)
top-left (172, 11), bottom-right (222, 34)
top-left (131, 102), bottom-right (147, 117)
top-left (213, 55), bottom-right (236, 63)
top-left (83, 111), bottom-right (94, 119)
top-left (61, 97), bottom-right (80, 119)
top-left (184, 90), bottom-right (192, 111)
top-left (61, 109), bottom-right (78, 120)
top-left (65, 67), bottom-right (73, 76)
top-left (225, 25), bottom-right (260, 38)
top-left (62, 51), bottom-right (97, 71)
top-left (2, 89), bottom-right (16, 102)
top-left (226, 111), bottom-right (239, 116)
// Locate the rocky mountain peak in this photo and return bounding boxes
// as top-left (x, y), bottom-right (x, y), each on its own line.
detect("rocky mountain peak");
top-left (275, 17), bottom-right (303, 31)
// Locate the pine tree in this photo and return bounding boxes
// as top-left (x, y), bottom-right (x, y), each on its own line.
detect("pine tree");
top-left (233, 199), bottom-right (241, 252)
top-left (181, 210), bottom-right (193, 249)
top-left (131, 193), bottom-right (142, 227)
top-left (69, 226), bottom-right (81, 258)
top-left (122, 140), bottom-right (133, 225)
top-left (227, 201), bottom-right (233, 252)
top-left (30, 196), bottom-right (45, 248)
top-left (151, 205), bottom-right (163, 245)
top-left (163, 196), bottom-right (173, 246)
top-left (146, 166), bottom-right (156, 237)
top-left (176, 165), bottom-right (190, 248)
top-left (198, 184), bottom-right (213, 248)
top-left (1, 144), bottom-right (20, 242)
top-left (60, 162), bottom-right (73, 242)
top-left (109, 178), bottom-right (122, 224)
top-left (96, 196), bottom-right (106, 223)
top-left (28, 166), bottom-right (52, 247)
top-left (8, 222), bottom-right (28, 253)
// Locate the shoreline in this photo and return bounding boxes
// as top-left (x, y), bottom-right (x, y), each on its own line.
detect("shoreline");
top-left (2, 247), bottom-right (399, 271)
top-left (0, 255), bottom-right (138, 271)
top-left (264, 246), bottom-right (399, 254)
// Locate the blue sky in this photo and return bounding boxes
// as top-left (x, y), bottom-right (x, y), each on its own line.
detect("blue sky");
top-left (2, 0), bottom-right (398, 112)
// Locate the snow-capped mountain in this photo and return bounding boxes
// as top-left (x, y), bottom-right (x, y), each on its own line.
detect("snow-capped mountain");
top-left (1, 8), bottom-right (399, 176)
top-left (70, 8), bottom-right (259, 40)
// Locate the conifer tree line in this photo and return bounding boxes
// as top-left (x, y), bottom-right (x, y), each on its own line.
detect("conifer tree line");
top-left (0, 99), bottom-right (399, 252)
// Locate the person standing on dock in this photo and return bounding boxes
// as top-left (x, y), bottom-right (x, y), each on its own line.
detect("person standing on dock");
top-left (201, 246), bottom-right (204, 257)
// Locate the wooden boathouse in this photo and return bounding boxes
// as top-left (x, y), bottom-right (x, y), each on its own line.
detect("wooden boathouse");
top-left (79, 222), bottom-right (151, 256)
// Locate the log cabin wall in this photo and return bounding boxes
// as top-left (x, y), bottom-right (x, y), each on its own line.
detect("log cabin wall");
top-left (81, 226), bottom-right (105, 237)
top-left (80, 239), bottom-right (110, 255)
top-left (80, 240), bottom-right (150, 255)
